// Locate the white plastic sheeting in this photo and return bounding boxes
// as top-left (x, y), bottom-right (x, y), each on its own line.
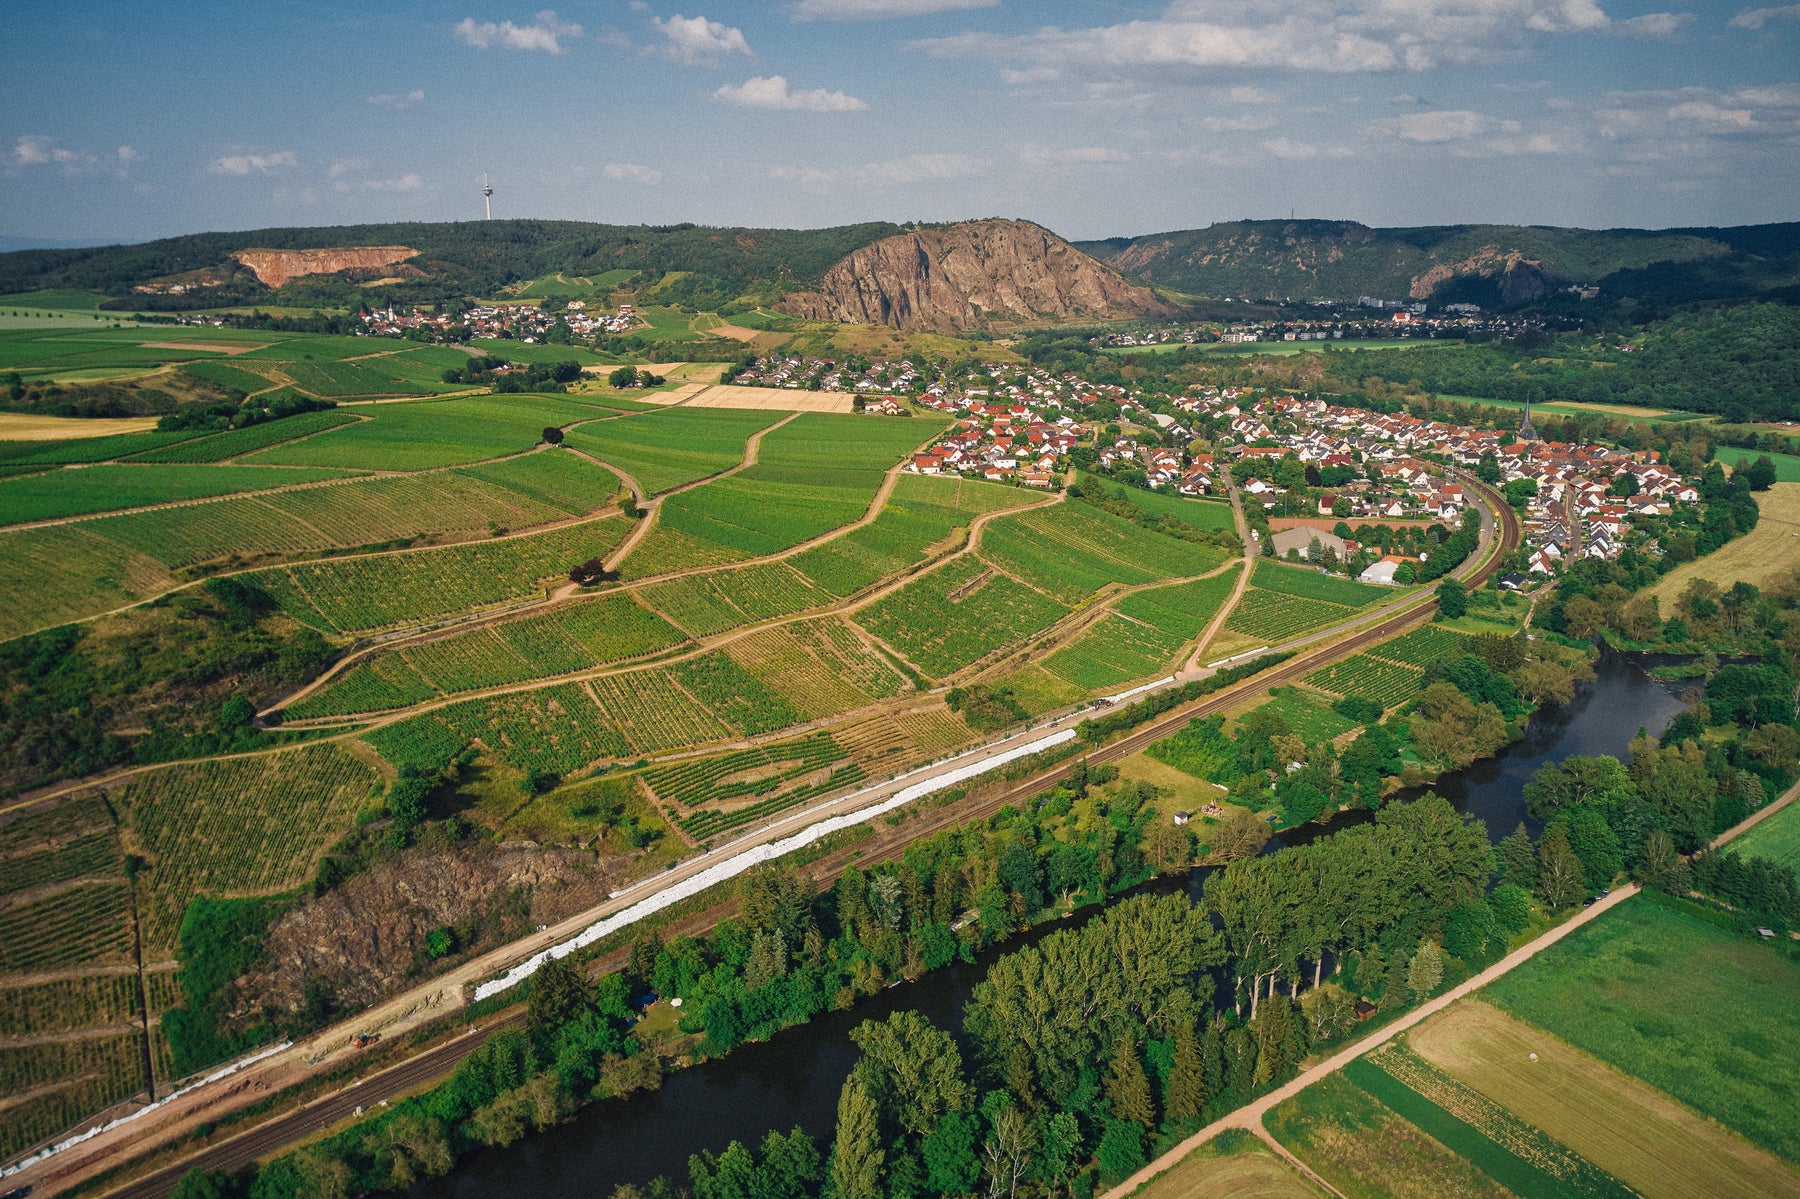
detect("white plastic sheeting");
top-left (1, 1040), bottom-right (293, 1179)
top-left (1102, 676), bottom-right (1176, 704)
top-left (472, 727), bottom-right (1077, 1003)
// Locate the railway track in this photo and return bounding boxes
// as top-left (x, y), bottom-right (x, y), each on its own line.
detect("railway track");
top-left (96, 488), bottom-right (1520, 1199)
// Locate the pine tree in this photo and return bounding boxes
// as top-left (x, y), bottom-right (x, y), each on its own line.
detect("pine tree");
top-left (1535, 824), bottom-right (1586, 909)
top-left (1105, 1036), bottom-right (1156, 1128)
top-left (1497, 822), bottom-right (1537, 888)
top-left (1166, 1023), bottom-right (1206, 1123)
top-left (1354, 943), bottom-right (1387, 997)
top-left (829, 1078), bottom-right (883, 1199)
top-left (1380, 945), bottom-right (1411, 1011)
top-left (1200, 1020), bottom-right (1226, 1104)
top-left (1407, 941), bottom-right (1445, 1000)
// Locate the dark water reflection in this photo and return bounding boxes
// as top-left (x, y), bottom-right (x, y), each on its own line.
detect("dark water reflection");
top-left (424, 650), bottom-right (1685, 1197)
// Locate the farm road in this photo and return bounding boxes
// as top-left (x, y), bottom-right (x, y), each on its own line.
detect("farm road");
top-left (1108, 772), bottom-right (1800, 1199)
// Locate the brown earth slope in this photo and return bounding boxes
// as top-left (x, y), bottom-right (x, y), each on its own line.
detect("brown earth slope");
top-left (231, 246), bottom-right (419, 289)
top-left (779, 219), bottom-right (1173, 333)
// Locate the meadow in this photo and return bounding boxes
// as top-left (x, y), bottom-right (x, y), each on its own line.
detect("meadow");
top-left (1648, 482), bottom-right (1800, 606)
top-left (1727, 799), bottom-right (1800, 866)
top-left (1714, 444), bottom-right (1800, 482)
top-left (1482, 896), bottom-right (1800, 1162)
top-left (1134, 1133), bottom-right (1324, 1199)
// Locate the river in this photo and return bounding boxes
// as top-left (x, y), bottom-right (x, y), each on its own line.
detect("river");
top-left (424, 650), bottom-right (1685, 1197)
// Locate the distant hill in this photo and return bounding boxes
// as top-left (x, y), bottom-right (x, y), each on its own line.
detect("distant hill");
top-left (779, 219), bottom-right (1174, 333)
top-left (1076, 220), bottom-right (1800, 311)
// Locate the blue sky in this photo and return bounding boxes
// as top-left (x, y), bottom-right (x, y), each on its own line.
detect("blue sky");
top-left (4, 1), bottom-right (1798, 243)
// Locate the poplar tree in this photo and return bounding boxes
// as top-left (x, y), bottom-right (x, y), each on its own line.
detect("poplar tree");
top-left (1106, 1036), bottom-right (1156, 1128)
top-left (830, 1078), bottom-right (883, 1199)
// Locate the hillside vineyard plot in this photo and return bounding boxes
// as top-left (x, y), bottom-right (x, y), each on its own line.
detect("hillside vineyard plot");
top-left (564, 406), bottom-right (782, 495)
top-left (1224, 587), bottom-right (1357, 642)
top-left (723, 620), bottom-right (910, 719)
top-left (1042, 613), bottom-right (1187, 690)
top-left (0, 463), bottom-right (356, 526)
top-left (629, 413), bottom-right (940, 571)
top-left (979, 501), bottom-right (1228, 604)
top-left (246, 394), bottom-right (622, 470)
top-left (857, 557), bottom-right (1072, 678)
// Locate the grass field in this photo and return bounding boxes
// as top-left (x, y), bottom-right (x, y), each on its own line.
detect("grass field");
top-left (1728, 799), bottom-right (1800, 867)
top-left (1483, 895), bottom-right (1800, 1163)
top-left (1716, 445), bottom-right (1800, 482)
top-left (1648, 482), bottom-right (1800, 607)
top-left (1406, 999), bottom-right (1799, 1199)
top-left (1133, 1132), bottom-right (1325, 1199)
top-left (1076, 475), bottom-right (1238, 533)
top-left (1266, 1071), bottom-right (1514, 1199)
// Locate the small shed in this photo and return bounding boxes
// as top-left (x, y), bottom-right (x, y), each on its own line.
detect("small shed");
top-left (1172, 811), bottom-right (1191, 826)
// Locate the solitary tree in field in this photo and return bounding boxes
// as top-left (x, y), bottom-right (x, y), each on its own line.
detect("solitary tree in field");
top-left (542, 426), bottom-right (563, 444)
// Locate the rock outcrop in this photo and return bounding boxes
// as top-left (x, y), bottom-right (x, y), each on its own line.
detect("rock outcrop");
top-left (231, 245), bottom-right (419, 289)
top-left (779, 219), bottom-right (1173, 333)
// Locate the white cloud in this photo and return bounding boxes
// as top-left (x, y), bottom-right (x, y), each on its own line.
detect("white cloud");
top-left (454, 10), bottom-right (581, 53)
top-left (116, 146), bottom-right (138, 163)
top-left (1219, 85), bottom-right (1278, 104)
top-left (328, 158), bottom-right (367, 177)
top-left (604, 161), bottom-right (664, 184)
top-left (368, 89), bottom-right (426, 108)
top-left (1729, 3), bottom-right (1800, 28)
top-left (773, 153), bottom-right (981, 189)
top-left (1201, 113), bottom-right (1277, 131)
top-left (653, 14), bottom-right (752, 64)
top-left (1262, 137), bottom-right (1322, 159)
top-left (713, 75), bottom-right (866, 111)
top-left (1387, 109), bottom-right (1512, 142)
top-left (791, 0), bottom-right (997, 18)
top-left (1616, 12), bottom-right (1691, 37)
top-left (1000, 66), bottom-right (1061, 85)
top-left (1019, 144), bottom-right (1130, 166)
top-left (11, 135), bottom-right (98, 172)
top-left (1665, 100), bottom-right (1755, 130)
top-left (912, 0), bottom-right (1622, 77)
top-left (334, 172), bottom-right (425, 193)
top-left (208, 150), bottom-right (298, 176)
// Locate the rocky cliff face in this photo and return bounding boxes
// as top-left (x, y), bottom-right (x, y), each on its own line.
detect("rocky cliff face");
top-left (779, 219), bottom-right (1172, 332)
top-left (231, 245), bottom-right (419, 289)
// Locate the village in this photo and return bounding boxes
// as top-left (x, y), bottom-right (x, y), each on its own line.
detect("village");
top-left (1095, 305), bottom-right (1571, 349)
top-left (356, 301), bottom-right (638, 342)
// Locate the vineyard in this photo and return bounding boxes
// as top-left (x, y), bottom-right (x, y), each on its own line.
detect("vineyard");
top-left (723, 619), bottom-right (910, 720)
top-left (857, 557), bottom-right (1072, 678)
top-left (0, 523), bottom-right (178, 640)
top-left (639, 561), bottom-right (827, 637)
top-left (1224, 587), bottom-right (1357, 642)
top-left (586, 671), bottom-right (734, 753)
top-left (254, 517), bottom-right (630, 634)
top-left (564, 406), bottom-right (781, 495)
top-left (115, 744), bottom-right (385, 951)
top-left (1253, 686), bottom-right (1359, 743)
top-left (455, 448), bottom-right (621, 515)
top-left (246, 394), bottom-right (618, 471)
top-left (257, 471), bottom-right (568, 547)
top-left (87, 495), bottom-right (329, 569)
top-left (1115, 566), bottom-right (1241, 639)
top-left (0, 882), bottom-right (135, 973)
top-left (284, 654), bottom-right (437, 719)
top-left (0, 1034), bottom-right (148, 1160)
top-left (0, 972), bottom-right (141, 1037)
top-left (128, 410), bottom-right (361, 463)
top-left (1254, 562), bottom-right (1395, 607)
top-left (646, 733), bottom-right (865, 841)
top-left (669, 652), bottom-right (802, 736)
top-left (978, 503), bottom-right (1227, 605)
top-left (1368, 624), bottom-right (1471, 666)
top-left (360, 716), bottom-right (471, 773)
top-left (0, 463), bottom-right (353, 526)
top-left (403, 629), bottom-right (539, 693)
top-left (1302, 653), bottom-right (1427, 709)
top-left (434, 683), bottom-right (629, 775)
top-left (1041, 612), bottom-right (1186, 691)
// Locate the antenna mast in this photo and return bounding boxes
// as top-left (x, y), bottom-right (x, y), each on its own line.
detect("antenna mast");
top-left (482, 173), bottom-right (494, 220)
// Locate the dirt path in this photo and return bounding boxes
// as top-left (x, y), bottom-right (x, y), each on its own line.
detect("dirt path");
top-left (1110, 772), bottom-right (1800, 1199)
top-left (1183, 469), bottom-right (1258, 674)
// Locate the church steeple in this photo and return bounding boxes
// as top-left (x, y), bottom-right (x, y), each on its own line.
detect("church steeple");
top-left (1517, 396), bottom-right (1539, 443)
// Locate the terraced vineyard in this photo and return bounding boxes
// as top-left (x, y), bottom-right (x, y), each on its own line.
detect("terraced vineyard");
top-left (646, 734), bottom-right (866, 841)
top-left (434, 683), bottom-right (629, 775)
top-left (1041, 613), bottom-right (1187, 690)
top-left (564, 406), bottom-right (782, 494)
top-left (1224, 586), bottom-right (1357, 642)
top-left (1254, 561), bottom-right (1395, 606)
top-left (857, 557), bottom-right (1072, 679)
top-left (1369, 623), bottom-right (1471, 665)
top-left (0, 1034), bottom-right (148, 1160)
top-left (256, 516), bottom-right (630, 634)
top-left (114, 744), bottom-right (385, 950)
top-left (724, 618), bottom-right (911, 719)
top-left (669, 652), bottom-right (802, 736)
top-left (586, 670), bottom-right (735, 753)
top-left (1115, 566), bottom-right (1242, 638)
top-left (0, 463), bottom-right (356, 526)
top-left (979, 501), bottom-right (1228, 604)
top-left (1302, 652), bottom-right (1428, 709)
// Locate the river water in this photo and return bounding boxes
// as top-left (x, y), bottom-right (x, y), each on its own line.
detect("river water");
top-left (425, 650), bottom-right (1685, 1197)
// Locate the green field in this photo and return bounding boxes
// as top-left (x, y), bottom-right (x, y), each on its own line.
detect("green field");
top-left (857, 556), bottom-right (1072, 678)
top-left (979, 502), bottom-right (1229, 605)
top-left (1729, 801), bottom-right (1800, 867)
top-left (1254, 561), bottom-right (1394, 606)
top-left (1483, 896), bottom-right (1800, 1162)
top-left (1115, 567), bottom-right (1242, 638)
top-left (1041, 611), bottom-right (1186, 690)
top-left (246, 394), bottom-right (621, 470)
top-left (1225, 587), bottom-right (1356, 643)
top-left (127, 411), bottom-right (361, 463)
top-left (1716, 444), bottom-right (1800, 483)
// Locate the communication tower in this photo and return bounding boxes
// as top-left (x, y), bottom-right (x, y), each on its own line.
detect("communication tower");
top-left (482, 174), bottom-right (494, 220)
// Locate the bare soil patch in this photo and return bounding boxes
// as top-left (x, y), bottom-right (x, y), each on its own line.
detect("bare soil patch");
top-left (141, 341), bottom-right (260, 355)
top-left (644, 383), bottom-right (857, 413)
top-left (0, 414), bottom-right (162, 440)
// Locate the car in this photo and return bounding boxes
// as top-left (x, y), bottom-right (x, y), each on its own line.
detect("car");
top-left (352, 1032), bottom-right (381, 1048)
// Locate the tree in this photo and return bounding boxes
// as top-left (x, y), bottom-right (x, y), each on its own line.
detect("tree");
top-left (1144, 819), bottom-right (1194, 875)
top-left (542, 426), bottom-right (565, 445)
top-left (1393, 561), bottom-right (1417, 585)
top-left (981, 1101), bottom-right (1038, 1199)
top-left (1488, 883), bottom-right (1533, 933)
top-left (1743, 455), bottom-right (1778, 491)
top-left (528, 956), bottom-right (592, 1036)
top-left (1559, 807), bottom-right (1623, 890)
top-left (1165, 1022), bottom-right (1207, 1123)
top-left (1095, 1119), bottom-right (1146, 1185)
top-left (1496, 822), bottom-right (1537, 888)
top-left (1407, 941), bottom-right (1444, 1000)
top-left (1535, 824), bottom-right (1586, 908)
top-left (1435, 579), bottom-right (1468, 619)
top-left (830, 1078), bottom-right (884, 1199)
top-left (850, 1011), bottom-right (971, 1138)
top-left (1633, 829), bottom-right (1691, 894)
top-left (1105, 1036), bottom-right (1156, 1127)
top-left (609, 365), bottom-right (640, 388)
top-left (170, 1168), bottom-right (236, 1199)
